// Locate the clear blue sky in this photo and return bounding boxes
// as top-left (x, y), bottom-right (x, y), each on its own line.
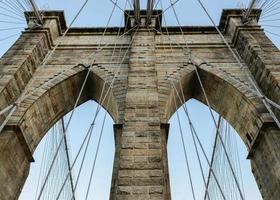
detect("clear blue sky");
top-left (2, 0), bottom-right (280, 199)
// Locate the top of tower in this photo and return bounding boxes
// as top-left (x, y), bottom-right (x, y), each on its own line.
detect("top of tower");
top-left (124, 10), bottom-right (162, 29)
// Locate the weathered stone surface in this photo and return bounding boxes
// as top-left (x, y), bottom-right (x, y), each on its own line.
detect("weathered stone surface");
top-left (0, 9), bottom-right (279, 200)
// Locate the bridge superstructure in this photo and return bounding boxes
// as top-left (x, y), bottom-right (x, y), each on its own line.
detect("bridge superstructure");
top-left (0, 1), bottom-right (280, 200)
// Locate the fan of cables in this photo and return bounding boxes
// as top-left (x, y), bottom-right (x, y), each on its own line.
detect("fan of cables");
top-left (0, 0), bottom-right (44, 56)
top-left (242, 0), bottom-right (280, 47)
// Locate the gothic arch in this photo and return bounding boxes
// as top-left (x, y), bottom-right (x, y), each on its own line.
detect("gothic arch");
top-left (165, 63), bottom-right (272, 148)
top-left (0, 65), bottom-right (119, 199)
top-left (165, 63), bottom-right (280, 199)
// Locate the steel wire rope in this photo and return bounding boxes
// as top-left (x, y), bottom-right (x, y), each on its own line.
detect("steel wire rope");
top-left (0, 22), bottom-right (135, 126)
top-left (193, 64), bottom-right (246, 200)
top-left (0, 0), bottom-right (134, 139)
top-left (56, 24), bottom-right (139, 199)
top-left (151, 0), bottom-right (249, 197)
top-left (168, 1), bottom-right (225, 198)
top-left (150, 22), bottom-right (280, 113)
top-left (148, 1), bottom-right (280, 117)
top-left (61, 118), bottom-right (76, 200)
top-left (55, 16), bottom-right (139, 200)
top-left (204, 116), bottom-right (222, 200)
top-left (66, 0), bottom-right (125, 194)
top-left (34, 134), bottom-right (49, 200)
top-left (154, 0), bottom-right (180, 18)
top-left (0, 4), bottom-right (26, 19)
top-left (0, 0), bottom-right (25, 15)
top-left (172, 94), bottom-right (196, 200)
top-left (168, 78), bottom-right (226, 200)
top-left (0, 23), bottom-right (136, 135)
top-left (0, 12), bottom-right (25, 21)
top-left (36, 67), bottom-right (91, 200)
top-left (0, 0), bottom-right (94, 135)
top-left (168, 1), bottom-right (213, 197)
top-left (261, 4), bottom-right (280, 16)
top-left (164, 24), bottom-right (210, 200)
top-left (63, 21), bottom-right (139, 199)
top-left (0, 20), bottom-right (25, 24)
top-left (0, 24), bottom-right (137, 135)
top-left (195, 0), bottom-right (280, 128)
top-left (84, 96), bottom-right (110, 200)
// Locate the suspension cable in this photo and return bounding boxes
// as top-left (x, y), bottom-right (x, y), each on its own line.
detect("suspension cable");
top-left (204, 115), bottom-right (222, 200)
top-left (55, 14), bottom-right (138, 200)
top-left (85, 105), bottom-right (108, 200)
top-left (71, 0), bottom-right (128, 191)
top-left (177, 82), bottom-right (210, 200)
top-left (149, 9), bottom-right (280, 115)
top-left (61, 118), bottom-right (76, 200)
top-left (0, 8), bottom-right (137, 135)
top-left (169, 3), bottom-right (241, 197)
top-left (173, 94), bottom-right (196, 200)
top-left (193, 64), bottom-right (245, 200)
top-left (168, 78), bottom-right (226, 200)
top-left (36, 67), bottom-right (91, 200)
top-left (37, 0), bottom-right (127, 197)
top-left (195, 0), bottom-right (280, 128)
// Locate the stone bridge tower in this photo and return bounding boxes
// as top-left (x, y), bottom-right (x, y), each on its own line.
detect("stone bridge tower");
top-left (0, 9), bottom-right (280, 200)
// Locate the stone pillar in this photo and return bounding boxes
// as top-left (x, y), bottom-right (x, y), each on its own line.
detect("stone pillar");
top-left (0, 128), bottom-right (31, 199)
top-left (109, 29), bottom-right (171, 200)
top-left (219, 10), bottom-right (280, 199)
top-left (0, 11), bottom-right (67, 200)
top-left (248, 123), bottom-right (280, 200)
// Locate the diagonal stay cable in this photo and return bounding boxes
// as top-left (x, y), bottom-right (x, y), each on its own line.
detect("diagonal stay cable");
top-left (70, 76), bottom-right (109, 197)
top-left (36, 0), bottom-right (128, 198)
top-left (36, 67), bottom-right (91, 200)
top-left (161, 1), bottom-right (245, 197)
top-left (168, 77), bottom-right (226, 200)
top-left (149, 7), bottom-right (280, 115)
top-left (155, 0), bottom-right (180, 19)
top-left (0, 20), bottom-right (25, 24)
top-left (204, 115), bottom-right (222, 200)
top-left (61, 118), bottom-right (76, 200)
top-left (172, 93), bottom-right (196, 200)
top-left (0, 17), bottom-right (136, 135)
top-left (195, 0), bottom-right (280, 129)
top-left (84, 96), bottom-right (110, 200)
top-left (178, 80), bottom-right (211, 200)
top-left (55, 25), bottom-right (140, 199)
top-left (193, 64), bottom-right (245, 200)
top-left (158, 1), bottom-right (209, 196)
top-left (55, 20), bottom-right (139, 199)
top-left (68, 0), bottom-right (128, 194)
top-left (0, 0), bottom-right (93, 134)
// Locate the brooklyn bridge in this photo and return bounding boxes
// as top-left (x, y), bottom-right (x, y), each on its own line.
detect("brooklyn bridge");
top-left (0, 0), bottom-right (280, 199)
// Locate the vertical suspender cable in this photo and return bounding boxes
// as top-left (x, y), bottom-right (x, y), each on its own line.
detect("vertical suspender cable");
top-left (133, 0), bottom-right (140, 22)
top-left (173, 94), bottom-right (196, 200)
top-left (27, 0), bottom-right (43, 24)
top-left (193, 65), bottom-right (245, 200)
top-left (243, 0), bottom-right (257, 23)
top-left (147, 0), bottom-right (154, 22)
top-left (61, 118), bottom-right (76, 200)
top-left (169, 78), bottom-right (226, 200)
top-left (177, 81), bottom-right (210, 200)
top-left (204, 115), bottom-right (222, 200)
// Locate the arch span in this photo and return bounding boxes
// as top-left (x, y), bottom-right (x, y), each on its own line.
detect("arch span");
top-left (165, 63), bottom-right (271, 147)
top-left (164, 63), bottom-right (280, 199)
top-left (0, 65), bottom-right (119, 199)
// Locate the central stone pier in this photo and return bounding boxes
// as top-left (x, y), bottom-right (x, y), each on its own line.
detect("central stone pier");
top-left (110, 11), bottom-right (171, 200)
